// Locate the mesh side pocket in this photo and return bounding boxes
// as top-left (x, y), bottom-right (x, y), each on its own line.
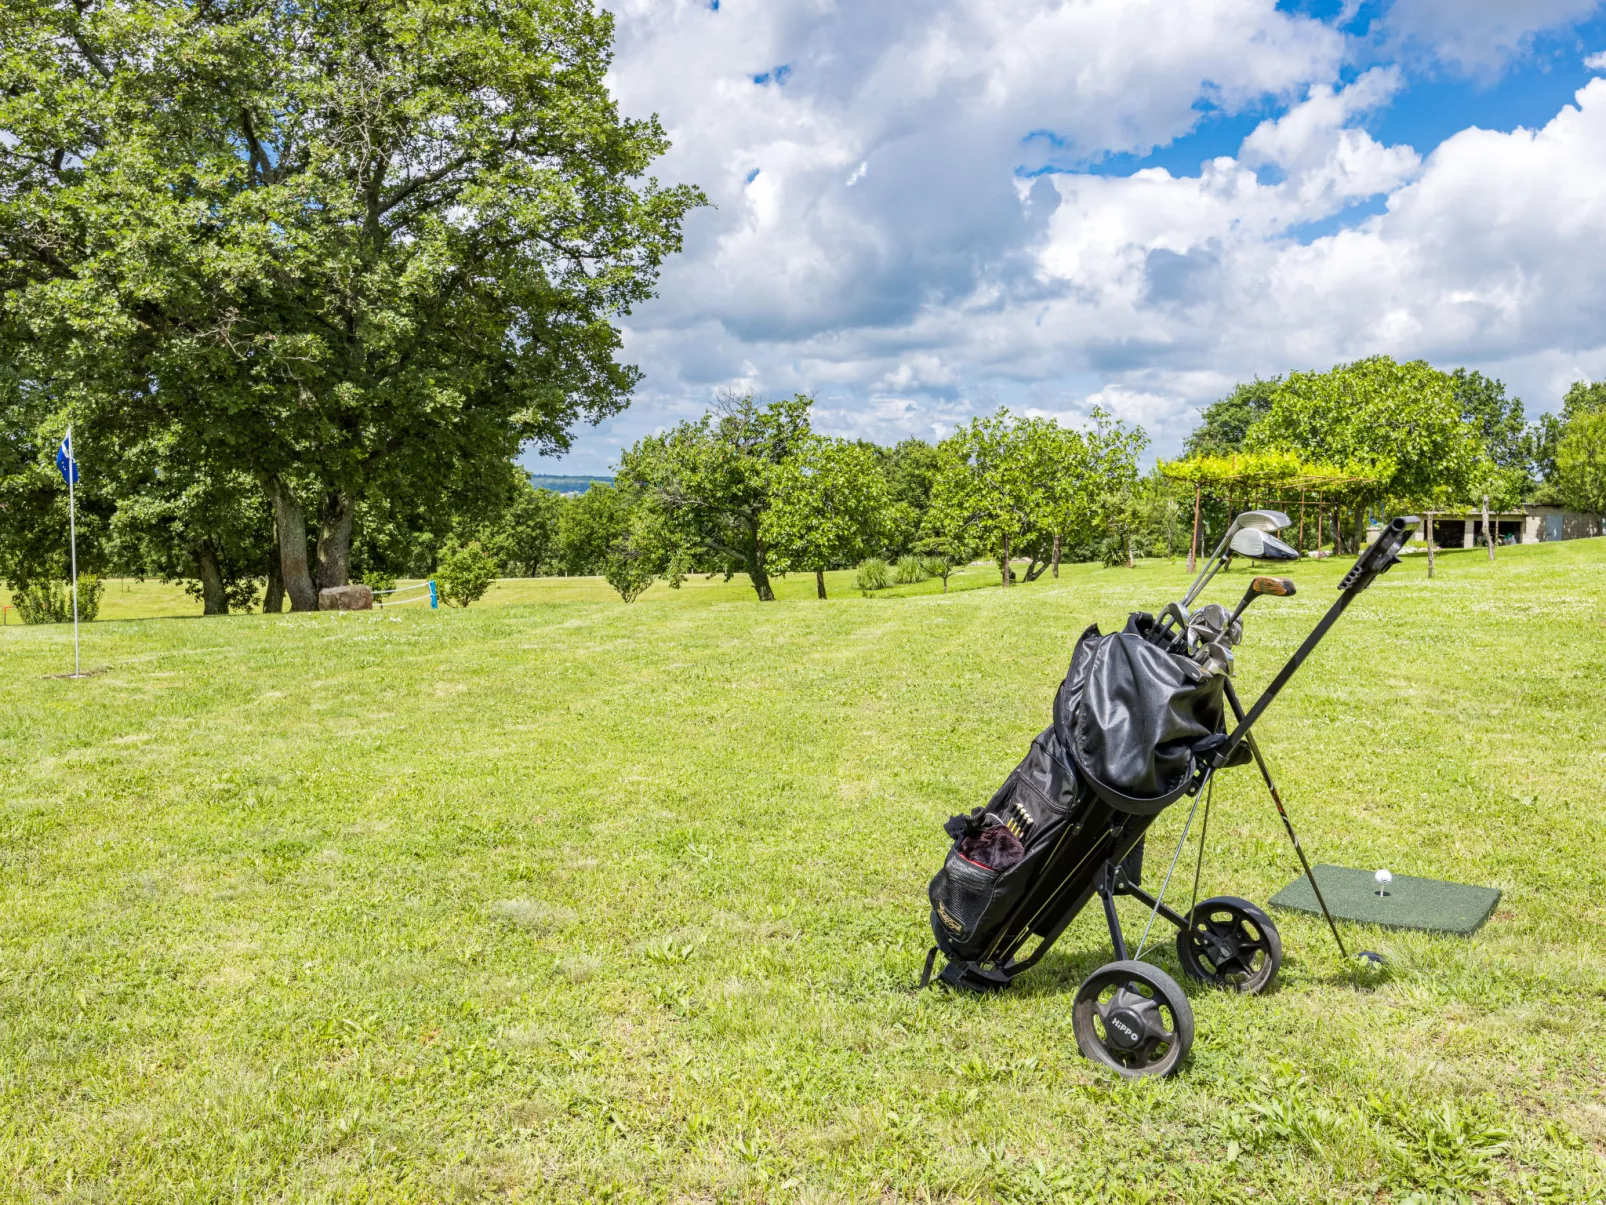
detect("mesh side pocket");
top-left (930, 850), bottom-right (1004, 950)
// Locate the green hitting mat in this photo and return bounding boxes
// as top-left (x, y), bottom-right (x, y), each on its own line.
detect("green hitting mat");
top-left (1269, 864), bottom-right (1501, 936)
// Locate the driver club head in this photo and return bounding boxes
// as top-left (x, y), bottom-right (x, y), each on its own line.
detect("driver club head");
top-left (1229, 528), bottom-right (1300, 561)
top-left (1234, 509), bottom-right (1293, 534)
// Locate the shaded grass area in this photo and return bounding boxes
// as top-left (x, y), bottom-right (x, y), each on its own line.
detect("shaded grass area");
top-left (1, 541), bottom-right (1604, 1201)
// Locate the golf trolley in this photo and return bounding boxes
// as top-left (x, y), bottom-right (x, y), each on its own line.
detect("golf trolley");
top-left (922, 512), bottom-right (1420, 1078)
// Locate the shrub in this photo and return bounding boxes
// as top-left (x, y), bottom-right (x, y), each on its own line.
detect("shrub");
top-left (892, 554), bottom-right (928, 584)
top-left (854, 557), bottom-right (889, 595)
top-left (359, 568), bottom-right (398, 594)
top-left (435, 540), bottom-right (497, 607)
top-left (14, 575), bottom-right (103, 623)
top-left (919, 555), bottom-right (947, 580)
top-left (603, 548), bottom-right (655, 603)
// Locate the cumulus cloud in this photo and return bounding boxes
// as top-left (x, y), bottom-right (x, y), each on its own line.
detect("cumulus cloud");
top-left (1380, 0), bottom-right (1604, 75)
top-left (534, 1), bottom-right (1606, 472)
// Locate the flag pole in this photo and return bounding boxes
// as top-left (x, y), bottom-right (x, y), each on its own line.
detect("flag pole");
top-left (67, 426), bottom-right (80, 677)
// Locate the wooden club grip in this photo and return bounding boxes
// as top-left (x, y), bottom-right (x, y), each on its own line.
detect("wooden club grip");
top-left (1252, 576), bottom-right (1296, 596)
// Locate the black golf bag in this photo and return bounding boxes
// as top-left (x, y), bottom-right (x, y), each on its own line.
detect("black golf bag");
top-left (919, 514), bottom-right (1422, 1078)
top-left (925, 612), bottom-right (1235, 990)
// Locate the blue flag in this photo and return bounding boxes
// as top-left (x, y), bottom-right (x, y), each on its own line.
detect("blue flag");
top-left (56, 433), bottom-right (79, 485)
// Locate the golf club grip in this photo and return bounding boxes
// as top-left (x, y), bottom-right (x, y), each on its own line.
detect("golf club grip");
top-left (1252, 576), bottom-right (1295, 596)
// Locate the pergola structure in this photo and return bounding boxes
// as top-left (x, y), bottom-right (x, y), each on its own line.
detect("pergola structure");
top-left (1160, 452), bottom-right (1380, 572)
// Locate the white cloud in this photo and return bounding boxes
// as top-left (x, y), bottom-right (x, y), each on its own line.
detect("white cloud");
top-left (1586, 50), bottom-right (1606, 70)
top-left (1380, 0), bottom-right (1604, 75)
top-left (532, 2), bottom-right (1606, 473)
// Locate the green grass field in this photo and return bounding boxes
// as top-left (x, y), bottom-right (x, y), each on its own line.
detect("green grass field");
top-left (3, 543), bottom-right (1604, 1202)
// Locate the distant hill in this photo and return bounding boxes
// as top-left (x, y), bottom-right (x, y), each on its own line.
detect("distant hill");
top-left (527, 474), bottom-right (614, 495)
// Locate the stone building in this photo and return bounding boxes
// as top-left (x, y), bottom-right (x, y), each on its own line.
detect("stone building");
top-left (1368, 505), bottom-right (1606, 548)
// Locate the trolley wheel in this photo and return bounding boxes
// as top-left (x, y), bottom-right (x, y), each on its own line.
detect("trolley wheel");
top-left (1176, 896), bottom-right (1282, 994)
top-left (1072, 959), bottom-right (1194, 1079)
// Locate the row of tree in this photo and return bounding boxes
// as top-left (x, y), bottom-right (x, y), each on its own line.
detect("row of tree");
top-left (461, 393), bottom-right (1150, 602)
top-left (11, 355), bottom-right (1602, 611)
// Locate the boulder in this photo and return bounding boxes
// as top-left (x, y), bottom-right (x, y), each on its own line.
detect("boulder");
top-left (318, 584), bottom-right (373, 611)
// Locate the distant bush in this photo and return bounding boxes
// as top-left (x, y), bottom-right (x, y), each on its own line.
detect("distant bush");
top-left (14, 576), bottom-right (103, 624)
top-left (436, 540), bottom-right (497, 607)
top-left (359, 568), bottom-right (398, 594)
top-left (919, 555), bottom-right (947, 580)
top-left (603, 547), bottom-right (655, 603)
top-left (892, 554), bottom-right (928, 584)
top-left (855, 557), bottom-right (889, 595)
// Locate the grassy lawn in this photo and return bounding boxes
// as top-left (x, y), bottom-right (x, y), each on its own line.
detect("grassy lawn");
top-left (0, 561), bottom-right (1006, 623)
top-left (2, 541), bottom-right (1604, 1202)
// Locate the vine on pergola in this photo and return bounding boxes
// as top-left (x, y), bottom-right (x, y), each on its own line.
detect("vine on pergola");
top-left (1160, 451), bottom-right (1383, 570)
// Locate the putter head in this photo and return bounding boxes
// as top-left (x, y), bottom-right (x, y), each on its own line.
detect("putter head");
top-left (1229, 528), bottom-right (1299, 561)
top-left (1235, 509), bottom-right (1293, 534)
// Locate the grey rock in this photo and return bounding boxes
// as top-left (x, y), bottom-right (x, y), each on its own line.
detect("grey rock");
top-left (318, 584), bottom-right (373, 611)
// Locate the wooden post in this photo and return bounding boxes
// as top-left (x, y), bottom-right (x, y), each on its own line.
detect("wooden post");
top-left (1297, 491), bottom-right (1306, 553)
top-left (1316, 497), bottom-right (1323, 553)
top-left (1483, 495), bottom-right (1495, 562)
top-left (1426, 512), bottom-right (1434, 579)
top-left (1188, 484), bottom-right (1201, 573)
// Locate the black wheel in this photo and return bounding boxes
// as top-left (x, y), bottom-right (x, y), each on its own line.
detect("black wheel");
top-left (1072, 959), bottom-right (1194, 1079)
top-left (1176, 896), bottom-right (1282, 994)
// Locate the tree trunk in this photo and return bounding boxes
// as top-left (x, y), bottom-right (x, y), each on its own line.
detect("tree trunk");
top-left (1297, 492), bottom-right (1306, 553)
top-left (1001, 534), bottom-right (1011, 587)
top-left (196, 542), bottom-right (228, 615)
top-left (263, 530), bottom-right (284, 613)
top-left (1052, 532), bottom-right (1061, 578)
top-left (315, 491), bottom-right (355, 591)
top-left (1126, 534), bottom-right (1134, 569)
top-left (273, 481), bottom-right (319, 612)
top-left (815, 568), bottom-right (827, 599)
top-left (1426, 512), bottom-right (1435, 579)
top-left (1188, 484), bottom-right (1201, 573)
top-left (748, 535), bottom-right (775, 601)
top-left (1352, 505), bottom-right (1367, 555)
top-left (1483, 495), bottom-right (1495, 561)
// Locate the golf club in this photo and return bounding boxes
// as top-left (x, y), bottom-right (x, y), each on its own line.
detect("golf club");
top-left (1228, 575), bottom-right (1296, 626)
top-left (1227, 528), bottom-right (1300, 562)
top-left (1214, 515), bottom-right (1420, 766)
top-left (1180, 510), bottom-right (1293, 611)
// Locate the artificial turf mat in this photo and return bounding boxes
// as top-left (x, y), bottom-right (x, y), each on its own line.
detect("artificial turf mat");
top-left (1269, 864), bottom-right (1501, 936)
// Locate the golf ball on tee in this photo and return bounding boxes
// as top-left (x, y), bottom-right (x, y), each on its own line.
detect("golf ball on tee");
top-left (1375, 869), bottom-right (1392, 894)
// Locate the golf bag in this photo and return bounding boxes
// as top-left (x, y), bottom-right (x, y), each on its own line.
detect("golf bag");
top-left (918, 513), bottom-right (1422, 1078)
top-left (925, 612), bottom-right (1235, 985)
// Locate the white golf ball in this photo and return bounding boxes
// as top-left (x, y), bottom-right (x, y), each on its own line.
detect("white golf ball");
top-left (1375, 869), bottom-right (1392, 886)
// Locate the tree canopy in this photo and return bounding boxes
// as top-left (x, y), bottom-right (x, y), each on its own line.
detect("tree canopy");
top-left (1246, 356), bottom-right (1486, 514)
top-left (0, 0), bottom-right (703, 607)
top-left (762, 437), bottom-right (889, 598)
top-left (1182, 378), bottom-right (1279, 458)
top-left (620, 394), bottom-right (813, 601)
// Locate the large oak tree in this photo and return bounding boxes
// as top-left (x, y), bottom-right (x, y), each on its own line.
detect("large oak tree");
top-left (1, 0), bottom-right (702, 607)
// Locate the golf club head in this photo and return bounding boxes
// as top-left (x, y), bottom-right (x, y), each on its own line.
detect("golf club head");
top-left (1248, 575), bottom-right (1296, 597)
top-left (1229, 528), bottom-right (1299, 561)
top-left (1235, 509), bottom-right (1293, 534)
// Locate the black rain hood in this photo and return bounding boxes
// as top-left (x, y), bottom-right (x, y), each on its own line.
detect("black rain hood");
top-left (1053, 614), bottom-right (1227, 815)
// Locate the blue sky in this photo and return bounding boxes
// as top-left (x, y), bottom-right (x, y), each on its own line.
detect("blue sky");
top-left (531, 0), bottom-right (1606, 475)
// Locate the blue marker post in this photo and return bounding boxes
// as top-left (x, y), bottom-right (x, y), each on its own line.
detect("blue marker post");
top-left (428, 580), bottom-right (438, 609)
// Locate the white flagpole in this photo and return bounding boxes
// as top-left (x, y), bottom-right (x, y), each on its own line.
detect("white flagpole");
top-left (67, 426), bottom-right (80, 676)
